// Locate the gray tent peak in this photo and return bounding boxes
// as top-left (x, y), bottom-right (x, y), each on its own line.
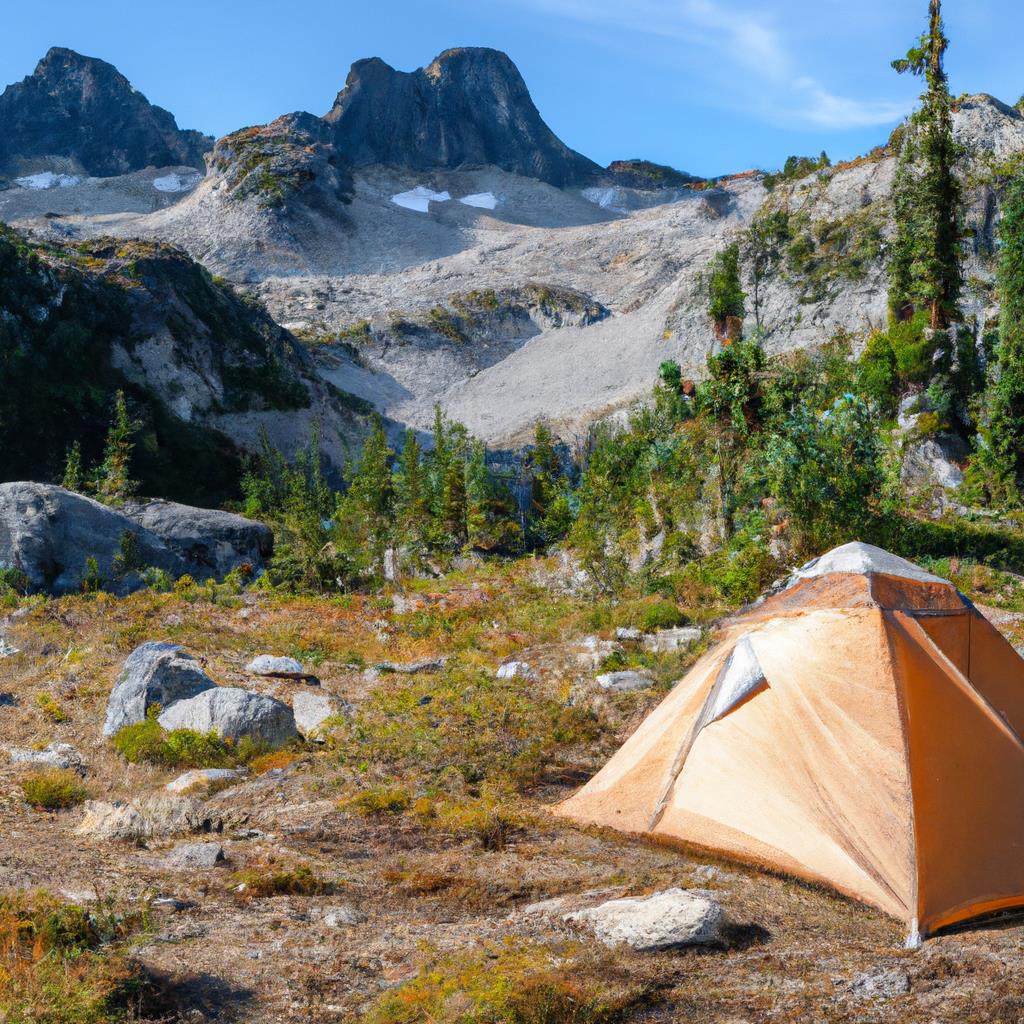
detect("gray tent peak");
top-left (786, 542), bottom-right (947, 588)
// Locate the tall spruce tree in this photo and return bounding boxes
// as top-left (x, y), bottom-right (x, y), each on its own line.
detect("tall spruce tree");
top-left (985, 173), bottom-right (1024, 501)
top-left (338, 415), bottom-right (395, 577)
top-left (889, 0), bottom-right (962, 330)
top-left (393, 428), bottom-right (431, 567)
top-left (95, 390), bottom-right (136, 505)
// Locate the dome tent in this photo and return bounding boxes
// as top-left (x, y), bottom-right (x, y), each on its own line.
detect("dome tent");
top-left (555, 543), bottom-right (1024, 943)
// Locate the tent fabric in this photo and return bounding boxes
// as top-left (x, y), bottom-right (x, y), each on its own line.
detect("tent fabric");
top-left (554, 548), bottom-right (1024, 938)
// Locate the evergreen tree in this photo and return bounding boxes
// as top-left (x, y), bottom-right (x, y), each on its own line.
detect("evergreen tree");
top-left (95, 390), bottom-right (136, 505)
top-left (697, 337), bottom-right (766, 538)
top-left (707, 242), bottom-right (747, 338)
top-left (465, 440), bottom-right (522, 553)
top-left (526, 422), bottom-right (572, 548)
top-left (393, 428), bottom-right (431, 565)
top-left (62, 441), bottom-right (83, 492)
top-left (338, 415), bottom-right (395, 577)
top-left (984, 173), bottom-right (1024, 501)
top-left (889, 0), bottom-right (962, 330)
top-left (426, 406), bottom-right (469, 551)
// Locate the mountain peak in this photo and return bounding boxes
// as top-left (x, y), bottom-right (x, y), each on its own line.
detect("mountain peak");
top-left (0, 48), bottom-right (212, 177)
top-left (324, 46), bottom-right (599, 187)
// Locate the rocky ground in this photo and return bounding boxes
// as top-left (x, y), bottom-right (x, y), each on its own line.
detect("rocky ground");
top-left (3, 559), bottom-right (1024, 1023)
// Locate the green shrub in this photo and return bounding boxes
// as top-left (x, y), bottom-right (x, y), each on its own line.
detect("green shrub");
top-left (111, 720), bottom-right (271, 769)
top-left (231, 864), bottom-right (334, 898)
top-left (20, 769), bottom-right (89, 810)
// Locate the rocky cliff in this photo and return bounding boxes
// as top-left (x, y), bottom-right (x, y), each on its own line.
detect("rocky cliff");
top-left (0, 224), bottom-right (370, 501)
top-left (323, 47), bottom-right (601, 187)
top-left (0, 47), bottom-right (212, 178)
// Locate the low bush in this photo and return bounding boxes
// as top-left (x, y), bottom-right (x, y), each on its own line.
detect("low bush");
top-left (20, 769), bottom-right (89, 810)
top-left (363, 941), bottom-right (654, 1024)
top-left (111, 719), bottom-right (271, 769)
top-left (0, 891), bottom-right (153, 1024)
top-left (232, 864), bottom-right (334, 898)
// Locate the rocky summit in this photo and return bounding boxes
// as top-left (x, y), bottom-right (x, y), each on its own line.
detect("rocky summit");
top-left (0, 47), bottom-right (212, 178)
top-left (323, 47), bottom-right (601, 186)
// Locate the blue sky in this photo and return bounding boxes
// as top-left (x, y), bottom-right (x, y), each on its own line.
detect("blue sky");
top-left (2, 0), bottom-right (1022, 177)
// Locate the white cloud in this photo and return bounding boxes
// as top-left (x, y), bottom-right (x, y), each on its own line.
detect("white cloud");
top-left (510, 0), bottom-right (908, 131)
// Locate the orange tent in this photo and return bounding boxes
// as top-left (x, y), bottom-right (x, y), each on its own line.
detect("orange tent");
top-left (555, 543), bottom-right (1024, 943)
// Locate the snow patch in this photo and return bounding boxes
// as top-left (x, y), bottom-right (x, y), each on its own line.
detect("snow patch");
top-left (459, 191), bottom-right (498, 210)
top-left (582, 186), bottom-right (628, 213)
top-left (153, 172), bottom-right (201, 193)
top-left (390, 186), bottom-right (451, 213)
top-left (15, 172), bottom-right (81, 190)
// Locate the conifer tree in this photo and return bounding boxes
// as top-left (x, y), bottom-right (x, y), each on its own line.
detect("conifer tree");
top-left (465, 440), bottom-right (522, 552)
top-left (95, 390), bottom-right (136, 505)
top-left (339, 414), bottom-right (395, 576)
top-left (707, 242), bottom-right (746, 339)
top-left (984, 173), bottom-right (1024, 501)
top-left (526, 422), bottom-right (572, 548)
top-left (889, 0), bottom-right (962, 330)
top-left (394, 428), bottom-right (430, 565)
top-left (62, 441), bottom-right (82, 492)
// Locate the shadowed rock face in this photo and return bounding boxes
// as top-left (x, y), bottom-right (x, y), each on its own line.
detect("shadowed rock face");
top-left (323, 47), bottom-right (600, 187)
top-left (0, 47), bottom-right (212, 177)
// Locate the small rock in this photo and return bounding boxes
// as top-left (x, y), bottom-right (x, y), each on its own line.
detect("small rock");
top-left (595, 671), bottom-right (654, 693)
top-left (321, 904), bottom-right (367, 928)
top-left (103, 642), bottom-right (215, 737)
top-left (293, 690), bottom-right (351, 740)
top-left (246, 655), bottom-right (305, 678)
top-left (564, 888), bottom-right (726, 951)
top-left (850, 968), bottom-right (911, 1000)
top-left (152, 896), bottom-right (196, 912)
top-left (165, 768), bottom-right (246, 794)
top-left (0, 692), bottom-right (15, 707)
top-left (157, 687), bottom-right (298, 746)
top-left (8, 742), bottom-right (84, 771)
top-left (615, 627), bottom-right (642, 641)
top-left (643, 627), bottom-right (702, 653)
top-left (496, 661), bottom-right (536, 681)
top-left (165, 843), bottom-right (226, 869)
top-left (0, 639), bottom-right (19, 658)
top-left (391, 594), bottom-right (411, 614)
top-left (373, 657), bottom-right (447, 674)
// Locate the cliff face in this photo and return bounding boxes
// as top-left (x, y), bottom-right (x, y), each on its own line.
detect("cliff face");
top-left (0, 47), bottom-right (212, 177)
top-left (323, 47), bottom-right (601, 187)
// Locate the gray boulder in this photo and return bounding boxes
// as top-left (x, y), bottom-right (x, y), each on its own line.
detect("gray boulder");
top-left (77, 795), bottom-right (222, 840)
top-left (165, 768), bottom-right (246, 794)
top-left (293, 690), bottom-right (351, 740)
top-left (564, 888), bottom-right (725, 951)
top-left (595, 671), bottom-right (654, 693)
top-left (900, 436), bottom-right (967, 491)
top-left (157, 687), bottom-right (298, 746)
top-left (122, 499), bottom-right (272, 577)
top-left (643, 627), bottom-right (702, 653)
top-left (0, 482), bottom-right (187, 596)
top-left (165, 842), bottom-right (226, 869)
top-left (246, 654), bottom-right (305, 678)
top-left (8, 742), bottom-right (84, 771)
top-left (0, 483), bottom-right (272, 597)
top-left (103, 642), bottom-right (216, 737)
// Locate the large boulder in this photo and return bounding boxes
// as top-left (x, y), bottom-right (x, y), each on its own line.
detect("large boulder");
top-left (157, 687), bottom-right (298, 746)
top-left (103, 642), bottom-right (216, 737)
top-left (0, 483), bottom-right (272, 596)
top-left (122, 499), bottom-right (272, 577)
top-left (76, 795), bottom-right (222, 841)
top-left (564, 888), bottom-right (726, 951)
top-left (0, 483), bottom-right (186, 596)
